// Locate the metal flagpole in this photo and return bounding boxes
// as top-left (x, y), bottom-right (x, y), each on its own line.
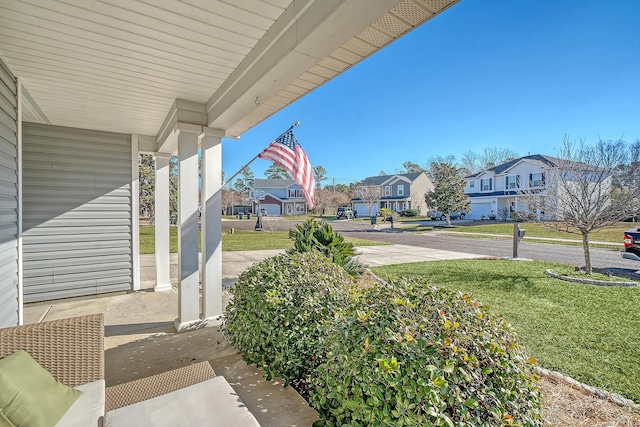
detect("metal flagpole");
top-left (221, 121), bottom-right (300, 188)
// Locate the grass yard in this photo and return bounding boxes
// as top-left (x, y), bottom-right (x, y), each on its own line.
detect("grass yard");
top-left (139, 225), bottom-right (388, 254)
top-left (371, 259), bottom-right (640, 403)
top-left (445, 221), bottom-right (635, 243)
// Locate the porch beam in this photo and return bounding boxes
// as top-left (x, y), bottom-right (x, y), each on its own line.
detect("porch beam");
top-left (175, 125), bottom-right (201, 332)
top-left (154, 152), bottom-right (172, 292)
top-left (200, 128), bottom-right (225, 323)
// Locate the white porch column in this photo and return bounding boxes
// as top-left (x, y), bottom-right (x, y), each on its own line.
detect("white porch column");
top-left (154, 152), bottom-right (172, 292)
top-left (200, 128), bottom-right (224, 322)
top-left (175, 127), bottom-right (201, 332)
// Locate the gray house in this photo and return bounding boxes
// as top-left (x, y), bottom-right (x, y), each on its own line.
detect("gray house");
top-left (352, 172), bottom-right (433, 216)
top-left (0, 0), bottom-right (458, 329)
top-left (253, 179), bottom-right (309, 216)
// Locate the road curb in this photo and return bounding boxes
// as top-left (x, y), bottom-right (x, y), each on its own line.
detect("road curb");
top-left (545, 269), bottom-right (638, 287)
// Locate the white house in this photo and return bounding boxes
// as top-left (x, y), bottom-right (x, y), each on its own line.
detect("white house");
top-left (0, 0), bottom-right (459, 329)
top-left (464, 154), bottom-right (560, 220)
top-left (352, 172), bottom-right (432, 217)
top-left (252, 179), bottom-right (308, 216)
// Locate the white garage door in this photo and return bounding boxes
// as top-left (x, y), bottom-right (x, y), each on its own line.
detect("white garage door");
top-left (354, 204), bottom-right (370, 217)
top-left (469, 202), bottom-right (492, 219)
top-left (261, 204), bottom-right (281, 215)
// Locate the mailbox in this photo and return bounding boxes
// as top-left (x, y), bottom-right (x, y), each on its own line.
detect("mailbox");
top-left (518, 229), bottom-right (526, 239)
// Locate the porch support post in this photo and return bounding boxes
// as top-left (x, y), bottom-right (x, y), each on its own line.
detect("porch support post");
top-left (175, 126), bottom-right (201, 332)
top-left (154, 152), bottom-right (172, 292)
top-left (200, 128), bottom-right (224, 323)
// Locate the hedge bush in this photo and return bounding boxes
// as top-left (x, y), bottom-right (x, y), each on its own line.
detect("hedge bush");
top-left (401, 209), bottom-right (420, 217)
top-left (310, 277), bottom-right (543, 427)
top-left (289, 219), bottom-right (364, 275)
top-left (223, 251), bottom-right (355, 385)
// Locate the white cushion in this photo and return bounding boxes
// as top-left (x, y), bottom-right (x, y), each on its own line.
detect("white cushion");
top-left (104, 376), bottom-right (260, 427)
top-left (56, 379), bottom-right (105, 427)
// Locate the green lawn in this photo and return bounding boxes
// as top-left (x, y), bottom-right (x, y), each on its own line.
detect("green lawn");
top-left (139, 225), bottom-right (388, 254)
top-left (444, 221), bottom-right (635, 243)
top-left (371, 259), bottom-right (640, 403)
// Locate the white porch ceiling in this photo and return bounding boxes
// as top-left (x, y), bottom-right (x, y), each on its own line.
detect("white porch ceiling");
top-left (0, 0), bottom-right (458, 142)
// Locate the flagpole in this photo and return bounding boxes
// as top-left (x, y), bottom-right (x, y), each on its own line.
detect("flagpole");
top-left (222, 122), bottom-right (300, 188)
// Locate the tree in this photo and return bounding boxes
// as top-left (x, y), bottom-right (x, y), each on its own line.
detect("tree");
top-left (460, 147), bottom-right (519, 174)
top-left (424, 162), bottom-right (470, 226)
top-left (314, 187), bottom-right (352, 217)
top-left (233, 166), bottom-right (254, 204)
top-left (139, 155), bottom-right (155, 222)
top-left (264, 163), bottom-right (291, 179)
top-left (313, 165), bottom-right (327, 189)
top-left (357, 185), bottom-right (383, 217)
top-left (521, 137), bottom-right (640, 274)
top-left (378, 170), bottom-right (387, 176)
top-left (138, 154), bottom-right (178, 223)
top-left (401, 161), bottom-right (426, 174)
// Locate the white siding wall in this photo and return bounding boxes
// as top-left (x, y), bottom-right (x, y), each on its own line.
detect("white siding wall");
top-left (22, 123), bottom-right (132, 302)
top-left (0, 61), bottom-right (19, 327)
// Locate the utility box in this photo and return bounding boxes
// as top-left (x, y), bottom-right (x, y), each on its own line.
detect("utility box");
top-left (371, 216), bottom-right (377, 225)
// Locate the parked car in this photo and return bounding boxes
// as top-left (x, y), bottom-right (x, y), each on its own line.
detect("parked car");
top-left (427, 211), bottom-right (466, 221)
top-left (622, 228), bottom-right (640, 260)
top-left (336, 207), bottom-right (355, 219)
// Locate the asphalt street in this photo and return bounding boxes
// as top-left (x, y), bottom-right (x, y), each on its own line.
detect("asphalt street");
top-left (224, 218), bottom-right (640, 276)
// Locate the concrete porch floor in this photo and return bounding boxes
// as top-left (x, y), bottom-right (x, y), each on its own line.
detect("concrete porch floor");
top-left (22, 245), bottom-right (483, 426)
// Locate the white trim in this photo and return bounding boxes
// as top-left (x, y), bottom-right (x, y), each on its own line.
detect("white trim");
top-left (16, 78), bottom-right (23, 325)
top-left (131, 134), bottom-right (140, 291)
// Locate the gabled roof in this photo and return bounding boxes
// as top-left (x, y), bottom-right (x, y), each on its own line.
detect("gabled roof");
top-left (254, 179), bottom-right (297, 189)
top-left (360, 172), bottom-right (423, 186)
top-left (466, 154), bottom-right (561, 179)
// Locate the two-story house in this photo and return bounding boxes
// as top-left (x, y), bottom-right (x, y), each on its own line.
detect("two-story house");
top-left (464, 154), bottom-right (560, 220)
top-left (252, 179), bottom-right (309, 216)
top-left (351, 172), bottom-right (433, 217)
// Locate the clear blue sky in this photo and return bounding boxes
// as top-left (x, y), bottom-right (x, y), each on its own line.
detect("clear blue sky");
top-left (222, 0), bottom-right (640, 186)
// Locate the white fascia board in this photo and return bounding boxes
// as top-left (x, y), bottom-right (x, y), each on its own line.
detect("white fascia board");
top-left (207, 0), bottom-right (403, 134)
top-left (19, 84), bottom-right (50, 124)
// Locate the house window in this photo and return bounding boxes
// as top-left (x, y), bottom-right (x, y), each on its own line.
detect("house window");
top-left (480, 178), bottom-right (492, 191)
top-left (529, 172), bottom-right (545, 187)
top-left (296, 204), bottom-right (305, 213)
top-left (506, 175), bottom-right (519, 189)
top-left (469, 181), bottom-right (475, 188)
top-left (397, 185), bottom-right (404, 196)
top-left (384, 185), bottom-right (391, 196)
top-left (402, 202), bottom-right (407, 210)
top-left (288, 189), bottom-right (302, 197)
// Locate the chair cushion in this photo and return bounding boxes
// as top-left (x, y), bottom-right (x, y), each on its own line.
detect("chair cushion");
top-left (104, 376), bottom-right (261, 427)
top-left (56, 380), bottom-right (105, 427)
top-left (0, 350), bottom-right (82, 427)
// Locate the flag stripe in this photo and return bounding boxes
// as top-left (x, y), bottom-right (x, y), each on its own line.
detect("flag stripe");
top-left (257, 129), bottom-right (316, 209)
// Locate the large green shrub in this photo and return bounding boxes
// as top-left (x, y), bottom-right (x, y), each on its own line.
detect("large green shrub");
top-left (289, 219), bottom-right (364, 275)
top-left (223, 251), bottom-right (355, 385)
top-left (310, 277), bottom-right (543, 427)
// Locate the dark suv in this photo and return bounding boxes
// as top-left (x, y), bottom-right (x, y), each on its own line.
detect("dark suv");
top-left (336, 207), bottom-right (355, 219)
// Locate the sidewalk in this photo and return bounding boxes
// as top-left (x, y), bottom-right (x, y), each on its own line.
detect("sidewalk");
top-left (435, 231), bottom-right (620, 246)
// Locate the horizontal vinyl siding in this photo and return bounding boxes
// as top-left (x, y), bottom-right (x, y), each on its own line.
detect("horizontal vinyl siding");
top-left (0, 60), bottom-right (18, 327)
top-left (22, 123), bottom-right (132, 302)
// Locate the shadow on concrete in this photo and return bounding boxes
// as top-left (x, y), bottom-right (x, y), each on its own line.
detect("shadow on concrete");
top-left (105, 321), bottom-right (176, 337)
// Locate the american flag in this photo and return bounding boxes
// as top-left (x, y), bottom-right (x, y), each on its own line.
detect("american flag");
top-left (258, 129), bottom-right (316, 209)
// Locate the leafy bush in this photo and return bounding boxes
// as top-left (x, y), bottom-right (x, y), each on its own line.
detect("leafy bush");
top-left (289, 219), bottom-right (365, 275)
top-left (224, 251), bottom-right (355, 385)
top-left (400, 209), bottom-right (419, 217)
top-left (310, 277), bottom-right (543, 427)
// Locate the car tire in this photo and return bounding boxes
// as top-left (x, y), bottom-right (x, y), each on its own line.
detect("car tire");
top-left (440, 215), bottom-right (446, 221)
top-left (459, 213), bottom-right (465, 219)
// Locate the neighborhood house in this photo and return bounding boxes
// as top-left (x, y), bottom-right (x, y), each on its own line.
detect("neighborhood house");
top-left (351, 172), bottom-right (433, 217)
top-left (252, 179), bottom-right (309, 216)
top-left (464, 154), bottom-right (558, 220)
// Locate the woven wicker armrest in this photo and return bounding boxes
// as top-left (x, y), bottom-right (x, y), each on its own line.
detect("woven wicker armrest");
top-left (105, 361), bottom-right (216, 412)
top-left (0, 314), bottom-right (105, 387)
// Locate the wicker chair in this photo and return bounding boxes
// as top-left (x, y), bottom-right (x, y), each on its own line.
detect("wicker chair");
top-left (0, 313), bottom-right (215, 411)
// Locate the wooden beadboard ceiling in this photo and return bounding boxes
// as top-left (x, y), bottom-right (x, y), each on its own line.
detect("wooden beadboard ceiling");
top-left (0, 0), bottom-right (458, 140)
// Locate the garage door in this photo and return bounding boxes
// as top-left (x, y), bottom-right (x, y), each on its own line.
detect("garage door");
top-left (261, 204), bottom-right (281, 215)
top-left (354, 204), bottom-right (370, 217)
top-left (469, 202), bottom-right (492, 219)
